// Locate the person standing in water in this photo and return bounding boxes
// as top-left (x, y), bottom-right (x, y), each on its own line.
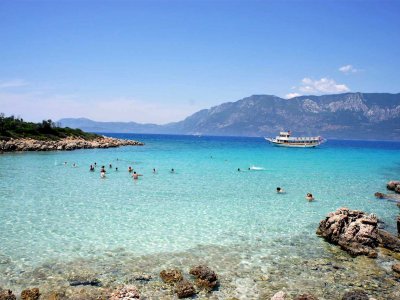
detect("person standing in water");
top-left (132, 171), bottom-right (142, 180)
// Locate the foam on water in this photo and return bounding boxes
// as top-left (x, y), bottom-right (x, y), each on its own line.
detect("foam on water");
top-left (0, 134), bottom-right (399, 295)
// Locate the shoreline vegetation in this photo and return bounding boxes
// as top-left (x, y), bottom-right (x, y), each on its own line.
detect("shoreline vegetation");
top-left (0, 114), bottom-right (143, 152)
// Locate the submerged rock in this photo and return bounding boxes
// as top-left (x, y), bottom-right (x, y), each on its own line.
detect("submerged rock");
top-left (316, 208), bottom-right (379, 257)
top-left (377, 229), bottom-right (400, 252)
top-left (341, 290), bottom-right (369, 300)
top-left (392, 263), bottom-right (400, 274)
top-left (159, 269), bottom-right (183, 284)
top-left (110, 285), bottom-right (140, 299)
top-left (175, 279), bottom-right (196, 299)
top-left (21, 288), bottom-right (40, 300)
top-left (0, 289), bottom-right (16, 300)
top-left (69, 279), bottom-right (101, 287)
top-left (189, 265), bottom-right (218, 291)
top-left (271, 291), bottom-right (287, 300)
top-left (294, 294), bottom-right (319, 300)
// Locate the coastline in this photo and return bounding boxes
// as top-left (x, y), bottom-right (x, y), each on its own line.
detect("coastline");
top-left (0, 136), bottom-right (144, 152)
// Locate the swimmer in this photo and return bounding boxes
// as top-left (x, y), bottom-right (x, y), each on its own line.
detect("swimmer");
top-left (132, 171), bottom-right (142, 180)
top-left (100, 166), bottom-right (106, 173)
top-left (73, 163), bottom-right (76, 168)
top-left (64, 161), bottom-right (67, 165)
top-left (276, 187), bottom-right (285, 194)
top-left (100, 170), bottom-right (106, 178)
top-left (170, 168), bottom-right (175, 173)
top-left (128, 166), bottom-right (133, 173)
top-left (153, 168), bottom-right (156, 173)
top-left (109, 164), bottom-right (112, 168)
top-left (94, 162), bottom-right (97, 167)
top-left (238, 168), bottom-right (241, 172)
top-left (306, 193), bottom-right (314, 202)
top-left (115, 167), bottom-right (118, 171)
top-left (90, 165), bottom-right (95, 171)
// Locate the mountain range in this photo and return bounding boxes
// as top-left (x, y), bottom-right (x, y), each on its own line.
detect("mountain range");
top-left (59, 92), bottom-right (400, 140)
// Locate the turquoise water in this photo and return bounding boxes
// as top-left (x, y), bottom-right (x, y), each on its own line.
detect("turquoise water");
top-left (0, 134), bottom-right (399, 297)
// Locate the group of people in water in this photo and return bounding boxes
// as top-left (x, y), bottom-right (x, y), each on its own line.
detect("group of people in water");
top-left (88, 162), bottom-right (175, 180)
top-left (86, 161), bottom-right (315, 199)
top-left (276, 187), bottom-right (315, 201)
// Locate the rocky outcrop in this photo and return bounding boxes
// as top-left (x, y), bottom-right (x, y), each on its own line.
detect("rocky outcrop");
top-left (110, 285), bottom-right (140, 299)
top-left (159, 269), bottom-right (184, 284)
top-left (174, 279), bottom-right (196, 299)
top-left (0, 136), bottom-right (143, 152)
top-left (387, 181), bottom-right (400, 194)
top-left (21, 288), bottom-right (40, 300)
top-left (317, 208), bottom-right (400, 257)
top-left (189, 265), bottom-right (218, 291)
top-left (0, 289), bottom-right (16, 300)
top-left (316, 208), bottom-right (379, 258)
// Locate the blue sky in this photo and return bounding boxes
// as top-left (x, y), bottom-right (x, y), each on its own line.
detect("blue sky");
top-left (0, 0), bottom-right (399, 123)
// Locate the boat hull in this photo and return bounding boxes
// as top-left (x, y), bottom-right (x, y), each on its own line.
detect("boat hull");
top-left (264, 138), bottom-right (324, 148)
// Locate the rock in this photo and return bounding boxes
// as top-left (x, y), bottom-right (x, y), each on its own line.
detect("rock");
top-left (377, 229), bottom-right (400, 252)
top-left (387, 181), bottom-right (400, 193)
top-left (189, 265), bottom-right (218, 291)
top-left (294, 294), bottom-right (319, 300)
top-left (69, 279), bottom-right (101, 286)
top-left (374, 192), bottom-right (385, 199)
top-left (392, 263), bottom-right (400, 274)
top-left (317, 208), bottom-right (379, 257)
top-left (397, 216), bottom-right (400, 237)
top-left (271, 291), bottom-right (286, 300)
top-left (342, 290), bottom-right (369, 300)
top-left (0, 289), bottom-right (16, 300)
top-left (110, 285), bottom-right (140, 299)
top-left (175, 279), bottom-right (196, 299)
top-left (21, 288), bottom-right (40, 300)
top-left (159, 269), bottom-right (183, 284)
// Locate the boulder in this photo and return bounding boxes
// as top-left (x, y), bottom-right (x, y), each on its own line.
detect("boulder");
top-left (341, 290), bottom-right (369, 300)
top-left (175, 279), bottom-right (196, 299)
top-left (159, 269), bottom-right (183, 284)
top-left (392, 263), bottom-right (400, 274)
top-left (0, 289), bottom-right (16, 300)
top-left (378, 229), bottom-right (400, 252)
top-left (110, 285), bottom-right (140, 299)
top-left (271, 291), bottom-right (286, 300)
top-left (387, 181), bottom-right (400, 193)
top-left (21, 288), bottom-right (40, 300)
top-left (189, 265), bottom-right (218, 291)
top-left (317, 208), bottom-right (379, 258)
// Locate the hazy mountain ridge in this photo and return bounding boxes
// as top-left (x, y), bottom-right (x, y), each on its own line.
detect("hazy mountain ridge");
top-left (59, 93), bottom-right (400, 140)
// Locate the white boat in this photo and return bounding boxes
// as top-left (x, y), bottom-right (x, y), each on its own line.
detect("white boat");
top-left (265, 131), bottom-right (325, 148)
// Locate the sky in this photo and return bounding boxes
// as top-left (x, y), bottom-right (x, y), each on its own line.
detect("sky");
top-left (0, 0), bottom-right (399, 124)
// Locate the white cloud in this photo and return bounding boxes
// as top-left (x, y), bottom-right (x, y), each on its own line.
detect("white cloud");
top-left (286, 93), bottom-right (301, 99)
top-left (0, 91), bottom-right (202, 124)
top-left (0, 79), bottom-right (28, 89)
top-left (298, 77), bottom-right (350, 94)
top-left (339, 65), bottom-right (358, 74)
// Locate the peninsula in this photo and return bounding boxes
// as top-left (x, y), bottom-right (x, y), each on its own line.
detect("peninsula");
top-left (0, 114), bottom-right (143, 152)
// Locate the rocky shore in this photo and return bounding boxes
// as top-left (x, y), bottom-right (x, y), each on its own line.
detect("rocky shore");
top-left (0, 137), bottom-right (143, 152)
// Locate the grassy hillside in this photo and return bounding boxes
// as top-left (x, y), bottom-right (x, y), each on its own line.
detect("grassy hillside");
top-left (0, 113), bottom-right (100, 140)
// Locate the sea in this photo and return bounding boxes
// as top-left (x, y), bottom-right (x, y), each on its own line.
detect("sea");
top-left (1, 134), bottom-right (400, 299)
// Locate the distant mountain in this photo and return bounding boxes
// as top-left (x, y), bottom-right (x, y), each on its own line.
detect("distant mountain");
top-left (59, 93), bottom-right (400, 140)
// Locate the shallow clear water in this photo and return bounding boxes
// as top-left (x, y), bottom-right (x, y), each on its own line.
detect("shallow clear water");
top-left (0, 134), bottom-right (399, 297)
